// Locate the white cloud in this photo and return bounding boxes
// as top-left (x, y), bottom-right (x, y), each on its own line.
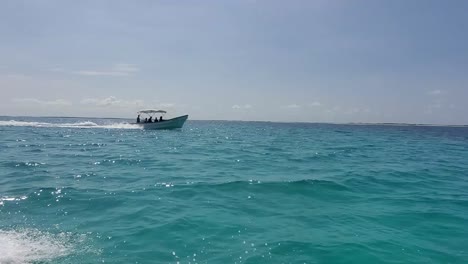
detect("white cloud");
top-left (3, 74), bottom-right (31, 80)
top-left (12, 98), bottom-right (72, 106)
top-left (324, 105), bottom-right (371, 115)
top-left (308, 101), bottom-right (322, 107)
top-left (80, 97), bottom-right (182, 111)
top-left (158, 103), bottom-right (175, 108)
top-left (284, 104), bottom-right (301, 109)
top-left (432, 103), bottom-right (442, 109)
top-left (325, 106), bottom-right (341, 114)
top-left (428, 89), bottom-right (445, 96)
top-left (74, 71), bottom-right (127, 77)
top-left (80, 96), bottom-right (144, 108)
top-left (424, 101), bottom-right (446, 114)
top-left (345, 107), bottom-right (364, 115)
top-left (49, 67), bottom-right (65, 72)
top-left (114, 63), bottom-right (139, 73)
top-left (151, 99), bottom-right (185, 108)
top-left (232, 104), bottom-right (252, 109)
top-left (73, 63), bottom-right (139, 77)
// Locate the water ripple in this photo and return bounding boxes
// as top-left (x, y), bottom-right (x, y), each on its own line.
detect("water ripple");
top-left (1, 118), bottom-right (468, 263)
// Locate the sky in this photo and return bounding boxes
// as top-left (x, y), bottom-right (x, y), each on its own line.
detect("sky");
top-left (0, 0), bottom-right (467, 124)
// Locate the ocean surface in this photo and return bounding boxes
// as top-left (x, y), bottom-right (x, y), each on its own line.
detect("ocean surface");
top-left (1, 116), bottom-right (468, 264)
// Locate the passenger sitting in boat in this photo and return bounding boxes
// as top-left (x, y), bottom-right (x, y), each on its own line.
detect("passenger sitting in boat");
top-left (144, 118), bottom-right (148, 123)
top-left (148, 116), bottom-right (153, 123)
top-left (154, 117), bottom-right (158, 122)
top-left (159, 116), bottom-right (163, 122)
top-left (136, 114), bottom-right (140, 123)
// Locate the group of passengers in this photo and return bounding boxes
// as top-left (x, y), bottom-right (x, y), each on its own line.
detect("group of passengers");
top-left (136, 115), bottom-right (164, 123)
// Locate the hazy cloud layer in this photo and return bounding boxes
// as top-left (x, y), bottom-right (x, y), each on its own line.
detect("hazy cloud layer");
top-left (73, 64), bottom-right (139, 77)
top-left (80, 96), bottom-right (144, 108)
top-left (232, 104), bottom-right (252, 109)
top-left (428, 90), bottom-right (445, 96)
top-left (308, 101), bottom-right (322, 107)
top-left (12, 98), bottom-right (72, 106)
top-left (284, 104), bottom-right (301, 109)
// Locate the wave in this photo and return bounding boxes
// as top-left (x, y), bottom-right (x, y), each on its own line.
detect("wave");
top-left (207, 179), bottom-right (349, 190)
top-left (159, 179), bottom-right (352, 195)
top-left (0, 120), bottom-right (141, 130)
top-left (0, 229), bottom-right (77, 264)
top-left (0, 195), bottom-right (27, 206)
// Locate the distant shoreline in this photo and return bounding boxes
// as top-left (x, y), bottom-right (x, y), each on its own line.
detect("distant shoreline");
top-left (1, 115), bottom-right (467, 128)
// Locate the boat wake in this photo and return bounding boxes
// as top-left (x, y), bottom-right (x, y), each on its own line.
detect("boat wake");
top-left (0, 120), bottom-right (141, 130)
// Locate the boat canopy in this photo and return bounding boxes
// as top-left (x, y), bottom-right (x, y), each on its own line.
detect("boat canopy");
top-left (138, 109), bottom-right (167, 114)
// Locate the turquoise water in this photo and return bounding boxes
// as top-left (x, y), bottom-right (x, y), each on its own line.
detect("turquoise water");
top-left (1, 117), bottom-right (468, 263)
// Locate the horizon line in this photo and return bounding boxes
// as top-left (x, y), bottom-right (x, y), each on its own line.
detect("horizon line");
top-left (1, 115), bottom-right (467, 128)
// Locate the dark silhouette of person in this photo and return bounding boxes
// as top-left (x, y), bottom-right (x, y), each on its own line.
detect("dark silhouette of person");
top-left (154, 117), bottom-right (159, 122)
top-left (144, 118), bottom-right (148, 123)
top-left (136, 114), bottom-right (140, 123)
top-left (159, 116), bottom-right (163, 122)
top-left (148, 116), bottom-right (153, 123)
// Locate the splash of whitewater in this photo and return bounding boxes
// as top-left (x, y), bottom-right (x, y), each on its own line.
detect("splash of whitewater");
top-left (0, 120), bottom-right (141, 129)
top-left (0, 229), bottom-right (78, 264)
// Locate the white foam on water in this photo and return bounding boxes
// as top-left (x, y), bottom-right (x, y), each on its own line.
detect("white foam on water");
top-left (98, 122), bottom-right (143, 130)
top-left (0, 229), bottom-right (76, 264)
top-left (0, 120), bottom-right (141, 130)
top-left (0, 196), bottom-right (27, 206)
top-left (0, 120), bottom-right (45, 127)
top-left (60, 121), bottom-right (100, 127)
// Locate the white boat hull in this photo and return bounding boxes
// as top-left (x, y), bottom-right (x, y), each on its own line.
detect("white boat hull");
top-left (135, 115), bottom-right (188, 130)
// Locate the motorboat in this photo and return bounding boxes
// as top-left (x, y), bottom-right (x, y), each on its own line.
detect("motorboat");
top-left (134, 109), bottom-right (188, 129)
